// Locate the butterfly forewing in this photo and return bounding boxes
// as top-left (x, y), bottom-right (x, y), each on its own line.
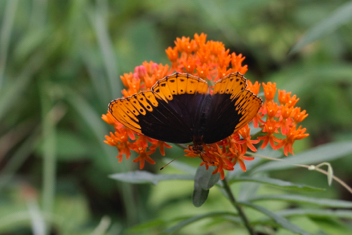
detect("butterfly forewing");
top-left (202, 73), bottom-right (262, 144)
top-left (109, 99), bottom-right (142, 133)
top-left (109, 73), bottom-right (210, 143)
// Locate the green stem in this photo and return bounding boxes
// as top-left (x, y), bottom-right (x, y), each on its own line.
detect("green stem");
top-left (222, 178), bottom-right (255, 235)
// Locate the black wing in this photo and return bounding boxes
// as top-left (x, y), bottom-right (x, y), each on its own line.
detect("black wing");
top-left (109, 73), bottom-right (209, 143)
top-left (202, 73), bottom-right (262, 144)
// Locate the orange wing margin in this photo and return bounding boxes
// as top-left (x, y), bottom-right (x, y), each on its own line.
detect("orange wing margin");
top-left (108, 91), bottom-right (162, 133)
top-left (233, 90), bottom-right (262, 133)
top-left (151, 73), bottom-right (209, 102)
top-left (213, 72), bottom-right (247, 99)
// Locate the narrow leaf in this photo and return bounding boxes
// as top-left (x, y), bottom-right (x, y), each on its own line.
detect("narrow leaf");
top-left (128, 219), bottom-right (166, 233)
top-left (254, 141), bottom-right (352, 173)
top-left (0, 0), bottom-right (19, 85)
top-left (109, 171), bottom-right (193, 184)
top-left (162, 212), bottom-right (236, 234)
top-left (230, 177), bottom-right (324, 192)
top-left (250, 194), bottom-right (352, 208)
top-left (289, 1), bottom-right (352, 55)
top-left (275, 209), bottom-right (352, 220)
top-left (0, 53), bottom-right (44, 120)
top-left (238, 202), bottom-right (309, 235)
top-left (88, 7), bottom-right (120, 99)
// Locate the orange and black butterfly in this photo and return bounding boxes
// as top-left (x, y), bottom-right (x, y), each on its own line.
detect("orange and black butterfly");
top-left (108, 72), bottom-right (262, 153)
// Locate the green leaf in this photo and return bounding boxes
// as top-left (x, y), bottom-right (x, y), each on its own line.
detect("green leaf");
top-left (109, 171), bottom-right (193, 184)
top-left (0, 128), bottom-right (39, 190)
top-left (0, 53), bottom-right (44, 121)
top-left (230, 177), bottom-right (325, 192)
top-left (63, 86), bottom-right (120, 171)
top-left (238, 202), bottom-right (309, 235)
top-left (128, 219), bottom-right (166, 233)
top-left (194, 165), bottom-right (220, 190)
top-left (88, 7), bottom-right (120, 99)
top-left (36, 130), bottom-right (89, 161)
top-left (254, 141), bottom-right (352, 172)
top-left (275, 209), bottom-right (352, 220)
top-left (192, 182), bottom-right (209, 207)
top-left (162, 212), bottom-right (236, 234)
top-left (191, 165), bottom-right (220, 207)
top-left (40, 84), bottom-right (57, 216)
top-left (289, 1), bottom-right (352, 55)
top-left (250, 194), bottom-right (352, 208)
top-left (0, 0), bottom-right (19, 86)
top-left (269, 64), bottom-right (352, 95)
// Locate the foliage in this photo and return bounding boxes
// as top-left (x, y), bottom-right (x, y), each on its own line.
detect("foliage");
top-left (0, 0), bottom-right (352, 234)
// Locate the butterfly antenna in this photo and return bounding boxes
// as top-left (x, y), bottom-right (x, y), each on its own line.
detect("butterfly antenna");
top-left (160, 155), bottom-right (183, 170)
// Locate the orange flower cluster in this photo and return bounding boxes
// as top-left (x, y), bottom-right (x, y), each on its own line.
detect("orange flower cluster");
top-left (102, 33), bottom-right (309, 179)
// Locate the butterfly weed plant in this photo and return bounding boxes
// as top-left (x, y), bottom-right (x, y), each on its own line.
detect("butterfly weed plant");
top-left (103, 34), bottom-right (352, 234)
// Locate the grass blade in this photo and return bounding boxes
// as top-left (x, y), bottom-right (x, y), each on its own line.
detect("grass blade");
top-left (0, 0), bottom-right (19, 86)
top-left (289, 1), bottom-right (352, 55)
top-left (162, 212), bottom-right (236, 234)
top-left (250, 194), bottom-right (352, 208)
top-left (109, 171), bottom-right (193, 184)
top-left (238, 202), bottom-right (309, 235)
top-left (276, 209), bottom-right (352, 220)
top-left (39, 84), bottom-right (57, 219)
top-left (229, 177), bottom-right (324, 192)
top-left (0, 53), bottom-right (45, 120)
top-left (87, 3), bottom-right (120, 99)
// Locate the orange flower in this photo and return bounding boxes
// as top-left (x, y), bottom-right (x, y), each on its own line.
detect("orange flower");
top-left (236, 125), bottom-right (260, 152)
top-left (292, 107), bottom-right (308, 124)
top-left (104, 131), bottom-right (132, 162)
top-left (184, 147), bottom-right (200, 158)
top-left (276, 125), bottom-right (309, 156)
top-left (257, 119), bottom-right (281, 150)
top-left (266, 101), bottom-right (279, 120)
top-left (230, 144), bottom-right (255, 172)
top-left (208, 144), bottom-right (234, 180)
top-left (262, 82), bottom-right (277, 102)
top-left (175, 36), bottom-right (196, 54)
top-left (279, 104), bottom-right (294, 135)
top-left (102, 113), bottom-right (117, 126)
top-left (165, 46), bottom-right (178, 62)
top-left (149, 141), bottom-right (172, 156)
top-left (196, 64), bottom-right (210, 79)
top-left (132, 146), bottom-right (155, 169)
top-left (102, 33), bottom-right (309, 176)
top-left (247, 80), bottom-right (261, 96)
top-left (231, 53), bottom-right (248, 74)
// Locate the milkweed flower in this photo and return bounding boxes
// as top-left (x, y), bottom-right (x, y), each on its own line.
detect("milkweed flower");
top-left (102, 33), bottom-right (309, 178)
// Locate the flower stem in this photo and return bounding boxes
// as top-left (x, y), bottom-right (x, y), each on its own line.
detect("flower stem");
top-left (222, 178), bottom-right (255, 235)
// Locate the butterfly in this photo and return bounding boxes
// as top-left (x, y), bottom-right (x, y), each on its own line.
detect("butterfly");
top-left (108, 72), bottom-right (262, 153)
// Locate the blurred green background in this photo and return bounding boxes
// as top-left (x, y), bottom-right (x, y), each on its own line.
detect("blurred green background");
top-left (1, 0), bottom-right (352, 234)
